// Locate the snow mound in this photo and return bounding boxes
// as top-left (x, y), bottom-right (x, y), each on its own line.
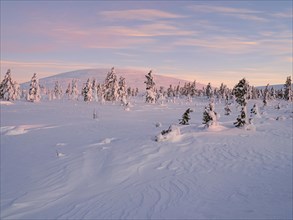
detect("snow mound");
top-left (245, 123), bottom-right (256, 131)
top-left (89, 138), bottom-right (116, 147)
top-left (206, 124), bottom-right (228, 132)
top-left (5, 126), bottom-right (28, 135)
top-left (0, 101), bottom-right (14, 105)
top-left (276, 115), bottom-right (286, 120)
top-left (155, 125), bottom-right (181, 142)
top-left (0, 126), bottom-right (16, 134)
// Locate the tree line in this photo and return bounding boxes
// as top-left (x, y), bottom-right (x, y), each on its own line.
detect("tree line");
top-left (0, 68), bottom-right (292, 107)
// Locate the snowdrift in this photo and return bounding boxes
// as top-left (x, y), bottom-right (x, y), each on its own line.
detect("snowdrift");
top-left (1, 98), bottom-right (292, 219)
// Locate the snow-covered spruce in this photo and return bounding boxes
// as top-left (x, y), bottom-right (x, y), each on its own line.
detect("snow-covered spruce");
top-left (97, 83), bottom-right (105, 103)
top-left (284, 76), bottom-right (292, 101)
top-left (249, 103), bottom-right (260, 124)
top-left (263, 84), bottom-right (270, 106)
top-left (144, 70), bottom-right (156, 104)
top-left (224, 95), bottom-right (232, 115)
top-left (104, 67), bottom-right (119, 102)
top-left (224, 104), bottom-right (231, 115)
top-left (0, 69), bottom-right (19, 101)
top-left (118, 76), bottom-right (128, 106)
top-left (202, 101), bottom-right (218, 127)
top-left (53, 81), bottom-right (63, 100)
top-left (93, 108), bottom-right (98, 119)
top-left (27, 73), bottom-right (41, 102)
top-left (250, 103), bottom-right (260, 117)
top-left (234, 107), bottom-right (247, 127)
top-left (205, 82), bottom-right (213, 99)
top-left (275, 102), bottom-right (281, 110)
top-left (65, 83), bottom-right (71, 99)
top-left (82, 79), bottom-right (93, 102)
top-left (233, 78), bottom-right (249, 127)
top-left (71, 79), bottom-right (79, 100)
top-left (92, 79), bottom-right (98, 102)
top-left (179, 108), bottom-right (193, 125)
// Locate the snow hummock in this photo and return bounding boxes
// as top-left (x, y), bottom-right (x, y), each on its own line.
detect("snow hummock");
top-left (155, 125), bottom-right (181, 142)
top-left (0, 101), bottom-right (14, 105)
top-left (1, 98), bottom-right (292, 219)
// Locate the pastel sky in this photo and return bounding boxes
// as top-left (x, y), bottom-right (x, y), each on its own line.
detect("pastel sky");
top-left (1, 1), bottom-right (292, 87)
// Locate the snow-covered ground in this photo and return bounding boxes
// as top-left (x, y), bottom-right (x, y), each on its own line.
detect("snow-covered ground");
top-left (1, 98), bottom-right (292, 219)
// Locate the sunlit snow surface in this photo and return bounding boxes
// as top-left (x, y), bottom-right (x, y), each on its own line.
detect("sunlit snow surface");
top-left (1, 98), bottom-right (292, 219)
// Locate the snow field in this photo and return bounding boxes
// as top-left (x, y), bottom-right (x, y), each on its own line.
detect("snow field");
top-left (1, 98), bottom-right (292, 219)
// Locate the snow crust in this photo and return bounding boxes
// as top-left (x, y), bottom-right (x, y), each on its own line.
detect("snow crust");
top-left (1, 98), bottom-right (292, 219)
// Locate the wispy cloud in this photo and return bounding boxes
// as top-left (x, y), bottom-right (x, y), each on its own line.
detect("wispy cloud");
top-left (1, 60), bottom-right (97, 69)
top-left (20, 20), bottom-right (195, 50)
top-left (174, 37), bottom-right (259, 54)
top-left (100, 9), bottom-right (185, 21)
top-left (101, 23), bottom-right (195, 37)
top-left (188, 5), bottom-right (268, 22)
top-left (273, 10), bottom-right (293, 19)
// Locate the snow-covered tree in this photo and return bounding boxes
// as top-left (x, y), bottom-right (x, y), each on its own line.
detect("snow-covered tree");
top-left (135, 88), bottom-right (139, 96)
top-left (82, 78), bottom-right (93, 102)
top-left (104, 67), bottom-right (119, 102)
top-left (205, 82), bottom-right (213, 99)
top-left (53, 81), bottom-right (63, 100)
top-left (118, 76), bottom-right (128, 105)
top-left (219, 83), bottom-right (228, 100)
top-left (190, 80), bottom-right (197, 97)
top-left (179, 108), bottom-right (193, 125)
top-left (97, 83), bottom-right (105, 103)
top-left (250, 86), bottom-right (258, 99)
top-left (167, 84), bottom-right (175, 98)
top-left (224, 96), bottom-right (231, 115)
top-left (144, 70), bottom-right (156, 104)
top-left (234, 108), bottom-right (247, 128)
top-left (250, 103), bottom-right (258, 116)
top-left (233, 78), bottom-right (249, 127)
top-left (263, 84), bottom-right (269, 106)
top-left (12, 81), bottom-right (21, 100)
top-left (275, 102), bottom-right (281, 110)
top-left (65, 83), bottom-right (71, 99)
top-left (27, 73), bottom-right (41, 102)
top-left (0, 69), bottom-right (18, 101)
top-left (249, 103), bottom-right (260, 124)
top-left (233, 78), bottom-right (249, 107)
top-left (157, 86), bottom-right (166, 105)
top-left (71, 79), bottom-right (79, 100)
top-left (93, 108), bottom-right (98, 119)
top-left (270, 87), bottom-right (276, 100)
top-left (284, 76), bottom-right (292, 101)
top-left (202, 101), bottom-right (217, 127)
top-left (92, 79), bottom-right (98, 102)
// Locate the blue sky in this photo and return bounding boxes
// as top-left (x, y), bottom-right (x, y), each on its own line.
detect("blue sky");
top-left (1, 1), bottom-right (292, 87)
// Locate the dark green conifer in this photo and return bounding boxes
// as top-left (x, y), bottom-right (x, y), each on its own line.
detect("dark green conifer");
top-left (179, 108), bottom-right (193, 125)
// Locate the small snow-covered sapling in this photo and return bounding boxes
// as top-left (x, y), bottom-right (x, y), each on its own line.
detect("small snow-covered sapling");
top-left (234, 107), bottom-right (247, 127)
top-left (179, 108), bottom-right (193, 125)
top-left (202, 102), bottom-right (217, 127)
top-left (93, 108), bottom-right (97, 119)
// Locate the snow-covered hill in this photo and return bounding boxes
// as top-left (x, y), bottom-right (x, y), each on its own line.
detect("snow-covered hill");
top-left (21, 68), bottom-right (205, 92)
top-left (1, 97), bottom-right (292, 219)
top-left (256, 84), bottom-right (291, 90)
